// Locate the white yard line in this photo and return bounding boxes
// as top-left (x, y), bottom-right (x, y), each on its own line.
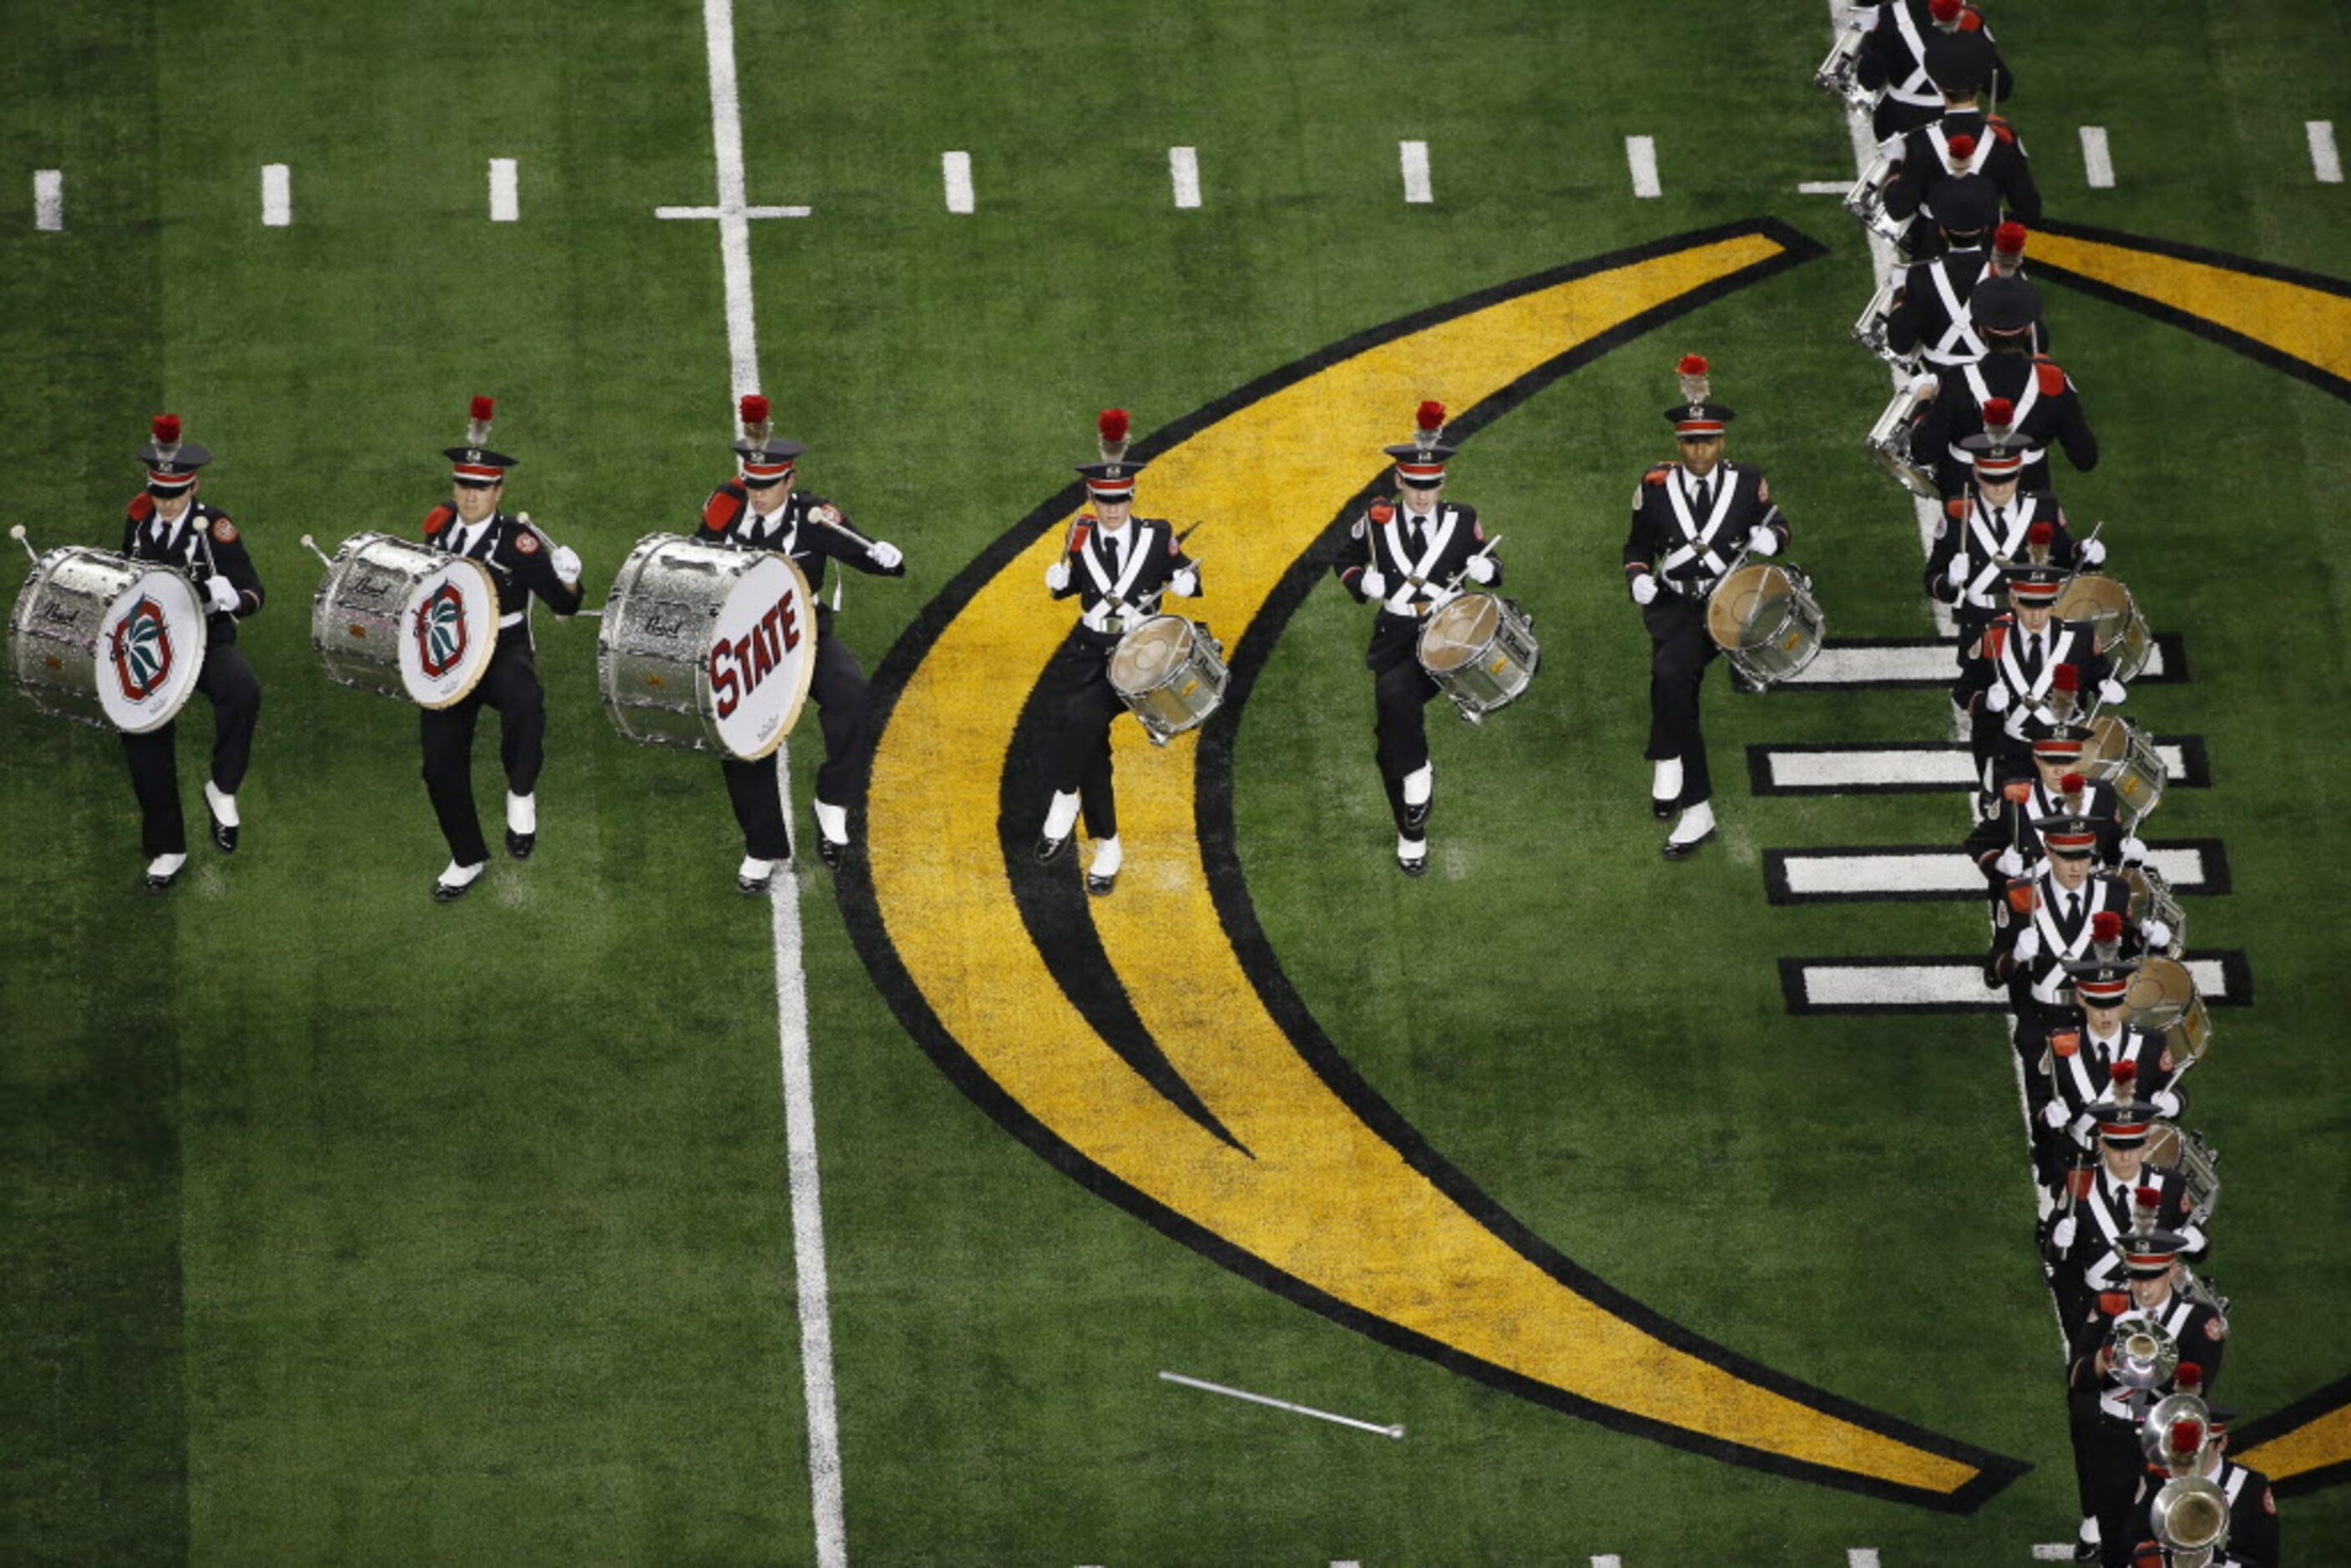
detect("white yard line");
top-left (1591, 1557), bottom-right (1624, 1568)
top-left (1782, 638), bottom-right (2169, 687)
top-left (1774, 844), bottom-right (2213, 899)
top-left (2033, 1545), bottom-right (2079, 1561)
top-left (1625, 135), bottom-right (1662, 199)
top-left (1398, 139), bottom-right (1433, 204)
top-left (685, 0), bottom-right (843, 1560)
top-left (33, 169), bottom-right (64, 230)
top-left (1797, 179), bottom-right (1852, 194)
top-left (488, 157), bottom-right (519, 222)
top-left (1848, 1552), bottom-right (1882, 1568)
top-left (2309, 119), bottom-right (2344, 185)
top-left (2080, 126), bottom-right (2116, 190)
top-left (1757, 742), bottom-right (2192, 792)
top-left (942, 149), bottom-right (975, 214)
top-left (1794, 958), bottom-right (2234, 1010)
top-left (260, 163), bottom-right (291, 226)
top-left (1169, 145), bottom-right (1202, 209)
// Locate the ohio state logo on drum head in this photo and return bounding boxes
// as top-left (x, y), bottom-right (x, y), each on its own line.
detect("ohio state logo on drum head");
top-left (395, 559), bottom-right (498, 708)
top-left (704, 554), bottom-right (815, 759)
top-left (95, 569), bottom-right (207, 732)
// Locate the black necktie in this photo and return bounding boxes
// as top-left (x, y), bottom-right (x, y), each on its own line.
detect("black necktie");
top-left (1105, 532), bottom-right (1122, 579)
top-left (1695, 477), bottom-right (1714, 517)
top-left (2063, 889), bottom-right (2080, 928)
top-left (2019, 631), bottom-right (2042, 682)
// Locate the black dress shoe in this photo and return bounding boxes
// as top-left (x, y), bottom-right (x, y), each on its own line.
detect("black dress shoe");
top-left (432, 876), bottom-right (473, 903)
top-left (505, 829), bottom-right (534, 861)
top-left (816, 837), bottom-right (844, 871)
top-left (1084, 868), bottom-right (1116, 897)
top-left (144, 866), bottom-right (180, 893)
top-left (1396, 851), bottom-right (1429, 878)
top-left (1661, 827), bottom-right (1716, 861)
top-left (207, 803), bottom-right (238, 854)
top-left (737, 867), bottom-right (775, 896)
top-left (1036, 833), bottom-right (1069, 864)
top-left (1651, 798), bottom-right (1676, 821)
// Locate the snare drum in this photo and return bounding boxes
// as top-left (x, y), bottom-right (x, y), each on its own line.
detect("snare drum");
top-left (2121, 864), bottom-right (2187, 957)
top-left (1706, 562), bottom-right (1826, 687)
top-left (2081, 714), bottom-right (2165, 827)
top-left (598, 534), bottom-right (816, 761)
top-left (8, 546), bottom-right (209, 732)
top-left (1417, 591), bottom-right (1539, 723)
top-left (311, 532), bottom-right (501, 708)
top-left (1109, 615), bottom-right (1229, 745)
top-left (2053, 574), bottom-right (2153, 683)
top-left (2124, 956), bottom-right (2212, 1070)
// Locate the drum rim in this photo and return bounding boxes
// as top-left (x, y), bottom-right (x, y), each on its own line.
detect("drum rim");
top-left (1416, 591), bottom-right (1507, 673)
top-left (1109, 614), bottom-right (1200, 695)
top-left (95, 561), bottom-right (211, 733)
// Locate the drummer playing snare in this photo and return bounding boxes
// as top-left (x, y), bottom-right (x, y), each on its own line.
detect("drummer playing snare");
top-left (1035, 409), bottom-right (1201, 897)
top-left (1332, 401), bottom-right (1504, 878)
top-left (1621, 357), bottom-right (1790, 861)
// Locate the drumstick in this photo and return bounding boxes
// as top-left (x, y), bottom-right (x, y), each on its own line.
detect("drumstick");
top-left (8, 524), bottom-right (36, 564)
top-left (1427, 533), bottom-right (1502, 595)
top-left (297, 534), bottom-right (336, 569)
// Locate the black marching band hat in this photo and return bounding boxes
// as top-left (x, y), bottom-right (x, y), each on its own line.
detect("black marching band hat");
top-left (1968, 274), bottom-right (2045, 337)
top-left (1074, 408), bottom-right (1144, 500)
top-left (1924, 28), bottom-right (1996, 96)
top-left (2003, 558), bottom-right (2069, 603)
top-left (2090, 1064), bottom-right (2159, 1149)
top-left (2033, 721), bottom-right (2094, 761)
top-left (1382, 400), bottom-right (1454, 485)
top-left (2112, 1181), bottom-right (2195, 1277)
top-left (138, 414), bottom-right (212, 493)
top-left (1927, 173), bottom-right (2000, 239)
top-left (2030, 810), bottom-right (2103, 860)
top-left (2065, 954), bottom-right (2142, 1009)
top-left (444, 397), bottom-right (519, 484)
top-left (1960, 392), bottom-right (2029, 477)
top-left (732, 395), bottom-right (806, 485)
top-left (1662, 356), bottom-right (1735, 439)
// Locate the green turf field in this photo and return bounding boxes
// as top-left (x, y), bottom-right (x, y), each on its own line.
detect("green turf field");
top-left (6, 1), bottom-right (2349, 1561)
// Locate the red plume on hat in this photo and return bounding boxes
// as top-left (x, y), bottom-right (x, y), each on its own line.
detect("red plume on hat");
top-left (2177, 1362), bottom-right (2203, 1390)
top-left (151, 413), bottom-right (183, 461)
top-left (2112, 1060), bottom-right (2139, 1085)
top-left (2136, 1185), bottom-right (2162, 1211)
top-left (1097, 407), bottom-right (1131, 463)
top-left (466, 396), bottom-right (495, 447)
top-left (1946, 134), bottom-right (1978, 169)
top-left (2169, 1419), bottom-right (2206, 1459)
top-left (1675, 355), bottom-right (1711, 403)
top-left (2027, 518), bottom-right (2054, 563)
top-left (2053, 663), bottom-right (2080, 693)
top-left (1983, 396), bottom-right (2016, 440)
top-left (1929, 0), bottom-right (1964, 25)
top-left (739, 394), bottom-right (772, 443)
top-left (2060, 770), bottom-right (2087, 798)
top-left (1993, 220), bottom-right (2029, 271)
top-left (2093, 909), bottom-right (2125, 947)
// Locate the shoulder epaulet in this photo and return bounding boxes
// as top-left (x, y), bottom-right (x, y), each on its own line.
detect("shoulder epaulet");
top-left (1959, 8), bottom-right (1984, 30)
top-left (1988, 115), bottom-right (2015, 145)
top-left (1944, 497), bottom-right (1968, 520)
top-left (701, 485), bottom-right (746, 532)
top-left (210, 515), bottom-right (239, 544)
top-left (2035, 357), bottom-right (2069, 396)
top-left (1368, 499), bottom-right (1398, 524)
top-left (422, 503), bottom-right (456, 536)
top-left (1068, 519), bottom-right (1093, 554)
top-left (127, 493), bottom-right (156, 523)
top-left (1643, 463), bottom-right (1676, 486)
top-left (2098, 1292), bottom-right (2128, 1315)
top-left (515, 528), bottom-right (540, 555)
top-left (2050, 1029), bottom-right (2081, 1058)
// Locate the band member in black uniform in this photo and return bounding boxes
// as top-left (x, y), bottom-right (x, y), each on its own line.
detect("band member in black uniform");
top-left (1954, 561), bottom-right (2119, 789)
top-left (1331, 401), bottom-right (1503, 876)
top-left (1885, 185), bottom-right (2019, 366)
top-left (417, 397), bottom-right (584, 902)
top-left (695, 395), bottom-right (908, 892)
top-left (1965, 727), bottom-right (2143, 896)
top-left (2043, 968), bottom-right (2185, 1156)
top-left (1914, 276), bottom-right (2099, 498)
top-left (1620, 358), bottom-right (1789, 860)
top-left (1853, 0), bottom-right (2013, 145)
top-left (2126, 1403), bottom-right (2281, 1568)
top-left (1927, 428), bottom-right (2100, 673)
top-left (2041, 1089), bottom-right (2204, 1328)
top-left (1883, 30), bottom-right (2040, 245)
top-left (1036, 409), bottom-right (1201, 895)
top-left (115, 414), bottom-right (265, 891)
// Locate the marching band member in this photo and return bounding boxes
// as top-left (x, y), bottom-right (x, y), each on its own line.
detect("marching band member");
top-left (695, 396), bottom-right (908, 892)
top-left (2042, 1090), bottom-right (2204, 1328)
top-left (2043, 961), bottom-right (2186, 1152)
top-left (1853, 0), bottom-right (2014, 145)
top-left (1037, 410), bottom-right (1201, 896)
top-left (1883, 185), bottom-right (2013, 364)
top-left (1883, 29), bottom-right (2040, 246)
top-left (1926, 426), bottom-right (2098, 675)
top-left (1954, 561), bottom-right (2116, 789)
top-left (1964, 726), bottom-right (2141, 892)
top-left (1620, 358), bottom-right (1788, 860)
top-left (115, 414), bottom-right (265, 891)
top-left (2126, 1403), bottom-right (2280, 1568)
top-left (417, 398), bottom-right (584, 902)
top-left (1914, 276), bottom-right (2099, 498)
top-left (1332, 401), bottom-right (1503, 876)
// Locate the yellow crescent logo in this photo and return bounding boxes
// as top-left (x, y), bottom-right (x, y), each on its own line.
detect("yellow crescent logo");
top-left (838, 220), bottom-right (2021, 1511)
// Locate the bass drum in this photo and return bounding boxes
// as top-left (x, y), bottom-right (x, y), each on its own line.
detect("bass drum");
top-left (311, 531), bottom-right (500, 708)
top-left (1706, 561), bottom-right (1825, 687)
top-left (8, 545), bottom-right (208, 733)
top-left (1417, 590), bottom-right (1538, 722)
top-left (1109, 614), bottom-right (1228, 746)
top-left (599, 534), bottom-right (815, 761)
top-left (2054, 573), bottom-right (2153, 683)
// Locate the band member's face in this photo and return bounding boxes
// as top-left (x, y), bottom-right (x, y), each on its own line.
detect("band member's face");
top-left (1978, 474), bottom-right (2020, 507)
top-left (2086, 1000), bottom-right (2128, 1033)
top-left (1396, 473), bottom-right (1442, 510)
top-left (2035, 754), bottom-right (2073, 792)
top-left (744, 471), bottom-right (796, 511)
top-left (152, 483), bottom-right (196, 523)
top-left (1093, 496), bottom-right (1131, 532)
top-left (452, 480), bottom-right (501, 524)
top-left (2102, 1141), bottom-right (2143, 1180)
top-left (2012, 600), bottom-right (2054, 632)
top-left (2049, 852), bottom-right (2091, 889)
top-left (2130, 1266), bottom-right (2178, 1308)
top-left (1676, 435), bottom-right (1724, 476)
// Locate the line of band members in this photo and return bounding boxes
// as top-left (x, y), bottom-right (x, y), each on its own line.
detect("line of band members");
top-left (1825, 6), bottom-right (2275, 1565)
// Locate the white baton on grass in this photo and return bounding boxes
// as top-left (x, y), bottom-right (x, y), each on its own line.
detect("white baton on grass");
top-left (1158, 1370), bottom-right (1405, 1439)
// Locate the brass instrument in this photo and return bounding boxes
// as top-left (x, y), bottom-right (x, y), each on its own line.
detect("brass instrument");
top-left (1864, 380), bottom-right (1940, 498)
top-left (1852, 276), bottom-right (1917, 367)
top-left (1813, 17), bottom-right (1878, 113)
top-left (2148, 1474), bottom-right (2232, 1560)
top-left (2105, 1310), bottom-right (2181, 1393)
top-left (2139, 1390), bottom-right (2211, 1469)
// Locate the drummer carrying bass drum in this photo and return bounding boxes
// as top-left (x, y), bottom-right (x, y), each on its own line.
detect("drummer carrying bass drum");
top-left (1332, 400), bottom-right (1503, 878)
top-left (1036, 409), bottom-right (1201, 896)
top-left (118, 414), bottom-right (265, 891)
top-left (1622, 357), bottom-right (1790, 860)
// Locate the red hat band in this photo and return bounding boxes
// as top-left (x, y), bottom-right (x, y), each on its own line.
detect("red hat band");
top-left (1972, 451), bottom-right (2025, 475)
top-left (1084, 476), bottom-right (1137, 498)
top-left (740, 458), bottom-right (796, 481)
top-left (450, 461), bottom-right (505, 483)
top-left (145, 468), bottom-right (199, 490)
top-left (1393, 459), bottom-right (1447, 481)
top-left (1672, 417), bottom-right (1726, 438)
top-left (2044, 830), bottom-right (2098, 853)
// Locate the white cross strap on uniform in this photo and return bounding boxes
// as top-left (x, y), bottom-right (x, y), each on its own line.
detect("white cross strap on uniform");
top-left (1954, 362), bottom-right (2045, 467)
top-left (1999, 625), bottom-right (2075, 734)
top-left (1659, 471), bottom-right (1740, 584)
top-left (1963, 494), bottom-right (2040, 604)
top-left (1924, 258), bottom-right (1992, 365)
top-left (1079, 522), bottom-right (1155, 632)
top-left (1378, 506), bottom-right (1459, 615)
top-left (1883, 2), bottom-right (1939, 107)
top-left (1926, 121), bottom-right (1998, 177)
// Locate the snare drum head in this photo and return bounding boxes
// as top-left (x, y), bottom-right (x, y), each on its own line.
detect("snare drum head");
top-left (97, 567), bottom-right (208, 732)
top-left (707, 553), bottom-right (816, 760)
top-left (2124, 957), bottom-right (2197, 1025)
top-left (397, 557), bottom-right (501, 708)
top-left (1109, 615), bottom-right (1195, 695)
top-left (1418, 593), bottom-right (1502, 673)
top-left (1705, 563), bottom-right (1787, 651)
top-left (2082, 714), bottom-right (2139, 770)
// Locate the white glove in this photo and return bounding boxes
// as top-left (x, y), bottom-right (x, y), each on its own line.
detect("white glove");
top-left (2051, 1215), bottom-right (2078, 1250)
top-left (1169, 568), bottom-right (1199, 598)
top-left (2141, 918), bottom-right (2173, 948)
top-left (1464, 553), bottom-right (1497, 584)
top-left (868, 540), bottom-right (903, 570)
top-left (2154, 1090), bottom-right (2182, 1118)
top-left (552, 545), bottom-right (583, 583)
top-left (2078, 538), bottom-right (2107, 568)
top-left (1995, 847), bottom-right (2025, 878)
top-left (1044, 559), bottom-right (1070, 593)
top-left (2119, 836), bottom-right (2148, 867)
top-left (2100, 679), bottom-right (2127, 705)
top-left (2012, 926), bottom-right (2041, 964)
top-left (205, 574), bottom-right (240, 614)
top-left (1909, 372), bottom-right (1940, 402)
top-left (1360, 567), bottom-right (1388, 600)
top-left (1983, 683), bottom-right (2010, 714)
top-left (1630, 573), bottom-right (1660, 606)
top-left (1746, 526), bottom-right (1779, 557)
top-left (1946, 554), bottom-right (1969, 587)
top-left (2041, 1099), bottom-right (2068, 1130)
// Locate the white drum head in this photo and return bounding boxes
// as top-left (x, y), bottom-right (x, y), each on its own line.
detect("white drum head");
top-left (397, 557), bottom-right (500, 708)
top-left (705, 554), bottom-right (816, 760)
top-left (98, 569), bottom-right (208, 732)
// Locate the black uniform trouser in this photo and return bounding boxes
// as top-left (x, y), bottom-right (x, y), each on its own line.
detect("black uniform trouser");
top-left (715, 620), bottom-right (867, 860)
top-left (119, 642), bottom-right (261, 858)
top-left (2012, 1000), bottom-right (2072, 1174)
top-left (720, 753), bottom-right (794, 862)
top-left (1642, 592), bottom-right (1717, 807)
top-left (1049, 636), bottom-right (1125, 840)
top-left (2070, 1409), bottom-right (2146, 1566)
top-left (419, 631), bottom-right (544, 867)
top-left (1367, 615), bottom-right (1438, 838)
